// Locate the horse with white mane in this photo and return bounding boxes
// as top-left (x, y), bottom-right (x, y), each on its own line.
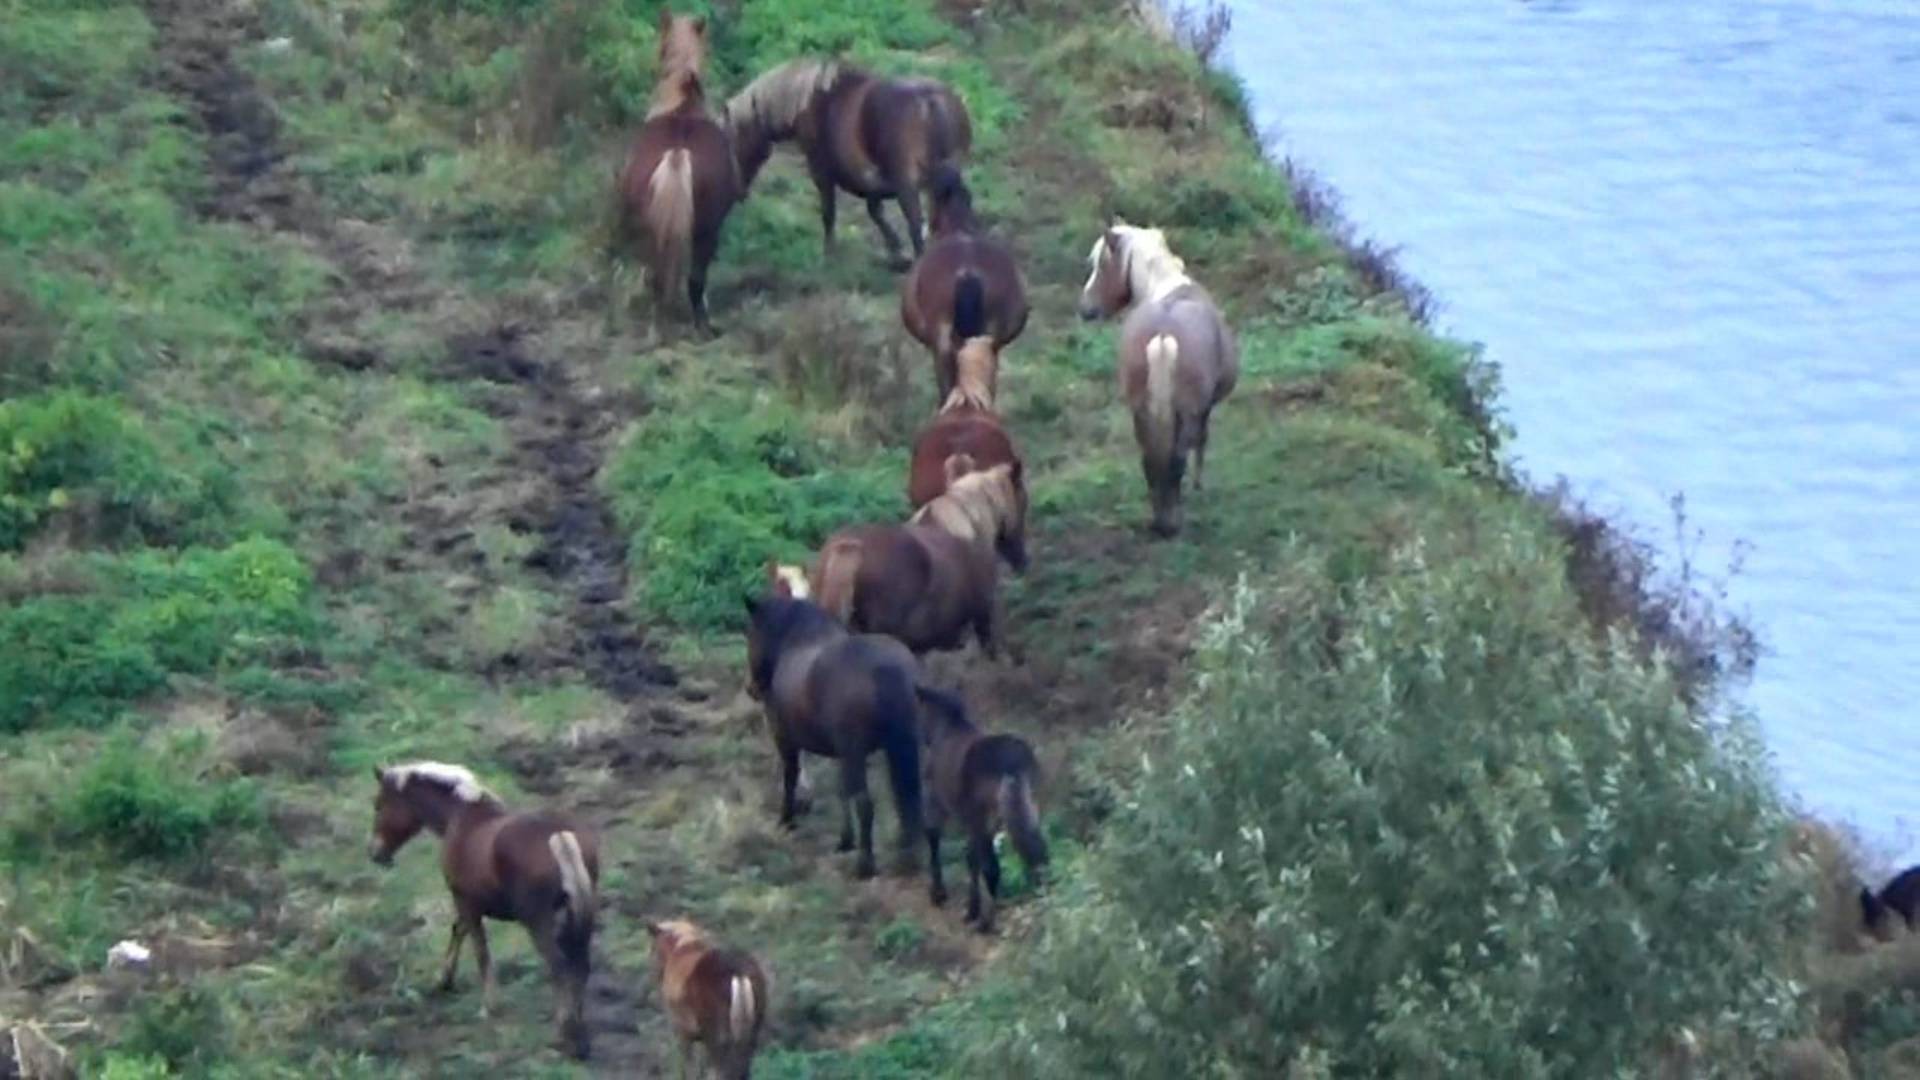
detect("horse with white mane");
top-left (1076, 221), bottom-right (1238, 537)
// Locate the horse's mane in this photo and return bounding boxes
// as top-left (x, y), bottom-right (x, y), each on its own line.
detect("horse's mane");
top-left (651, 918), bottom-right (708, 947)
top-left (648, 67), bottom-right (709, 119)
top-left (1097, 223), bottom-right (1192, 305)
top-left (386, 761), bottom-right (499, 805)
top-left (723, 58), bottom-right (845, 143)
top-left (911, 463), bottom-right (1017, 545)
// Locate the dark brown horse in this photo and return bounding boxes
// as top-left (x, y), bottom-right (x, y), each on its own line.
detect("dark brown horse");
top-left (744, 593), bottom-right (924, 879)
top-left (723, 59), bottom-right (972, 268)
top-left (647, 918), bottom-right (770, 1080)
top-left (1077, 221), bottom-right (1239, 537)
top-left (902, 165), bottom-right (1028, 401)
top-left (914, 685), bottom-right (1048, 933)
top-left (368, 761), bottom-right (600, 1058)
top-left (615, 13), bottom-right (740, 333)
top-left (906, 338), bottom-right (1024, 525)
top-left (811, 458), bottom-right (1027, 658)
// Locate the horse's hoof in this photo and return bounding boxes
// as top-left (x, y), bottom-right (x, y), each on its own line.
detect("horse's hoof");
top-left (837, 837), bottom-right (856, 853)
top-left (930, 887), bottom-right (948, 907)
top-left (855, 859), bottom-right (877, 880)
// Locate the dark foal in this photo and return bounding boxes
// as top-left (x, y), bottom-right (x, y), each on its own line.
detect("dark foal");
top-left (914, 685), bottom-right (1048, 933)
top-left (744, 594), bottom-right (925, 879)
top-left (368, 761), bottom-right (600, 1059)
top-left (1862, 865), bottom-right (1920, 939)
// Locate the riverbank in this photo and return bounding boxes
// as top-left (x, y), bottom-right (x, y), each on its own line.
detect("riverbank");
top-left (0, 0), bottom-right (1880, 1075)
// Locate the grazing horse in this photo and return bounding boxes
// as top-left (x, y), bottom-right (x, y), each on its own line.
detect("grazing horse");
top-left (647, 918), bottom-right (770, 1080)
top-left (1862, 865), bottom-right (1920, 939)
top-left (811, 458), bottom-right (1027, 658)
top-left (901, 165), bottom-right (1029, 401)
top-left (1077, 220), bottom-right (1239, 537)
top-left (914, 685), bottom-right (1048, 933)
top-left (723, 59), bottom-right (972, 268)
top-left (906, 337), bottom-right (1023, 519)
top-left (744, 594), bottom-right (925, 879)
top-left (367, 762), bottom-right (600, 1059)
top-left (615, 12), bottom-right (740, 332)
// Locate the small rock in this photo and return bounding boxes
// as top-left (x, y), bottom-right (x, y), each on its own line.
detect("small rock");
top-left (107, 939), bottom-right (152, 971)
top-left (263, 36), bottom-right (294, 53)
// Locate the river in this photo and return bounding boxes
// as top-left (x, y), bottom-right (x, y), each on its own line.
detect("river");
top-left (1224, 0), bottom-right (1920, 861)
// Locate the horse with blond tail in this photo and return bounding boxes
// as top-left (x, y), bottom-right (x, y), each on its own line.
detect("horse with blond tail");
top-left (1077, 220), bottom-right (1238, 536)
top-left (615, 13), bottom-right (741, 333)
top-left (647, 918), bottom-right (770, 1080)
top-left (902, 165), bottom-right (1028, 402)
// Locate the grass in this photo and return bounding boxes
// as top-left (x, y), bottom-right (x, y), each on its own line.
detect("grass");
top-left (0, 0), bottom-right (1867, 1075)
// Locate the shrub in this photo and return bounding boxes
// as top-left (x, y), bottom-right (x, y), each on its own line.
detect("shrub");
top-left (118, 985), bottom-right (229, 1070)
top-left (727, 0), bottom-right (951, 76)
top-left (978, 539), bottom-right (1807, 1077)
top-left (58, 731), bottom-right (264, 858)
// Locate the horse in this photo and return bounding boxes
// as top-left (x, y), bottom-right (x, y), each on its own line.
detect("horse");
top-left (914, 685), bottom-right (1049, 933)
top-left (722, 59), bottom-right (972, 269)
top-left (1862, 865), bottom-right (1920, 940)
top-left (744, 593), bottom-right (925, 879)
top-left (367, 762), bottom-right (600, 1059)
top-left (905, 336), bottom-right (1024, 520)
top-left (646, 918), bottom-right (770, 1080)
top-left (614, 12), bottom-right (741, 333)
top-left (1076, 220), bottom-right (1239, 537)
top-left (901, 165), bottom-right (1029, 401)
top-left (810, 457), bottom-right (1027, 658)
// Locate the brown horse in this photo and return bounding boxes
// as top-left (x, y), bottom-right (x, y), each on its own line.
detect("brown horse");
top-left (744, 593), bottom-right (925, 879)
top-left (615, 12), bottom-right (740, 333)
top-left (811, 458), bottom-right (1027, 658)
top-left (1077, 221), bottom-right (1239, 537)
top-left (914, 685), bottom-right (1048, 933)
top-left (902, 165), bottom-right (1029, 401)
top-left (723, 59), bottom-right (972, 268)
top-left (368, 762), bottom-right (600, 1059)
top-left (905, 339), bottom-right (1024, 521)
top-left (647, 918), bottom-right (770, 1080)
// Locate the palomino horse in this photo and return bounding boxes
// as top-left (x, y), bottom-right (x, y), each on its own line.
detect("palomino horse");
top-left (723, 59), bottom-right (972, 268)
top-left (647, 918), bottom-right (770, 1080)
top-left (811, 457), bottom-right (1027, 658)
top-left (615, 13), bottom-right (740, 333)
top-left (1076, 221), bottom-right (1239, 537)
top-left (905, 336), bottom-right (1023, 520)
top-left (914, 685), bottom-right (1049, 933)
top-left (901, 165), bottom-right (1029, 401)
top-left (744, 593), bottom-right (925, 879)
top-left (368, 762), bottom-right (600, 1059)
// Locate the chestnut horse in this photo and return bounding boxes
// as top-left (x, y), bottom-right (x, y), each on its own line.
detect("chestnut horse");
top-left (723, 59), bottom-right (972, 268)
top-left (744, 593), bottom-right (925, 879)
top-left (906, 338), bottom-right (1023, 524)
top-left (647, 918), bottom-right (770, 1080)
top-left (914, 685), bottom-right (1048, 933)
top-left (368, 762), bottom-right (600, 1058)
top-left (1077, 221), bottom-right (1239, 537)
top-left (811, 458), bottom-right (1027, 658)
top-left (902, 165), bottom-right (1028, 401)
top-left (615, 13), bottom-right (741, 333)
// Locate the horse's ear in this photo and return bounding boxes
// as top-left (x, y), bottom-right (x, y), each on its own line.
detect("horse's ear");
top-left (692, 14), bottom-right (707, 34)
top-left (1008, 458), bottom-right (1025, 485)
top-left (943, 453), bottom-right (977, 485)
top-left (658, 7), bottom-right (672, 32)
top-left (645, 919), bottom-right (662, 937)
top-left (372, 765), bottom-right (386, 785)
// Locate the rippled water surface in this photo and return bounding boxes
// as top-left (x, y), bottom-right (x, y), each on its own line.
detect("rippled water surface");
top-left (1226, 0), bottom-right (1920, 856)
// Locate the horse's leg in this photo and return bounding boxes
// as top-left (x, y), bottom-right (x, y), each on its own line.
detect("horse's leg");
top-left (964, 833), bottom-right (985, 926)
top-left (927, 824), bottom-right (947, 906)
top-left (864, 197), bottom-right (907, 267)
top-left (1193, 408), bottom-right (1212, 492)
top-left (676, 1034), bottom-right (696, 1080)
top-left (841, 755), bottom-right (877, 879)
top-left (778, 741), bottom-right (802, 829)
top-left (437, 914), bottom-right (469, 991)
top-left (979, 832), bottom-right (1002, 933)
top-left (897, 184), bottom-right (927, 259)
top-left (689, 226), bottom-right (718, 337)
top-left (473, 918), bottom-right (496, 1016)
top-left (811, 166), bottom-right (838, 255)
top-left (974, 592), bottom-right (1005, 662)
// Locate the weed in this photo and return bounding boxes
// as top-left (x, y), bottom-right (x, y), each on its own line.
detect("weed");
top-left (48, 731), bottom-right (265, 859)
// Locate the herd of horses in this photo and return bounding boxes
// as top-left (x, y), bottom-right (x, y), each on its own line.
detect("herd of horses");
top-left (365, 11), bottom-right (1242, 1075)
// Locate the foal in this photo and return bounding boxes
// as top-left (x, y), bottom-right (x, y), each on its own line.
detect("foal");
top-left (368, 762), bottom-right (599, 1058)
top-left (812, 458), bottom-right (1027, 658)
top-left (914, 686), bottom-right (1049, 933)
top-left (647, 918), bottom-right (770, 1080)
top-left (905, 336), bottom-right (1023, 513)
top-left (901, 165), bottom-right (1029, 402)
top-left (1077, 220), bottom-right (1239, 537)
top-left (745, 594), bottom-right (925, 879)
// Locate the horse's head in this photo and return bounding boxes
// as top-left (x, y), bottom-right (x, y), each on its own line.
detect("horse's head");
top-left (657, 10), bottom-right (708, 78)
top-left (368, 767), bottom-right (423, 866)
top-left (928, 165), bottom-right (976, 236)
top-left (1078, 221), bottom-right (1136, 320)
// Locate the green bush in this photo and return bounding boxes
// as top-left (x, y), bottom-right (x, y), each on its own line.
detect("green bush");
top-left (92, 1052), bottom-right (176, 1080)
top-left (728, 0), bottom-right (951, 76)
top-left (118, 985), bottom-right (229, 1070)
top-left (604, 402), bottom-right (899, 631)
top-left (0, 538), bottom-right (319, 732)
top-left (60, 732), bottom-right (264, 858)
top-left (978, 540), bottom-right (1807, 1077)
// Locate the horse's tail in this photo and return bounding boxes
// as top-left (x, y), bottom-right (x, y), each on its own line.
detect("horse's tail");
top-left (728, 972), bottom-right (757, 1044)
top-left (975, 734), bottom-right (1049, 875)
top-left (644, 147), bottom-right (695, 304)
top-left (548, 830), bottom-right (596, 968)
top-left (813, 538), bottom-right (862, 625)
top-left (1142, 332), bottom-right (1181, 465)
top-left (873, 664), bottom-right (925, 844)
top-left (952, 269), bottom-right (986, 342)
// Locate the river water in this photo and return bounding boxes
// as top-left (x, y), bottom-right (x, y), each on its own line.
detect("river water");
top-left (1225, 0), bottom-right (1920, 860)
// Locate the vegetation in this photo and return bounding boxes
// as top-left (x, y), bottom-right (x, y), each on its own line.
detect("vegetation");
top-left (0, 0), bottom-right (1898, 1075)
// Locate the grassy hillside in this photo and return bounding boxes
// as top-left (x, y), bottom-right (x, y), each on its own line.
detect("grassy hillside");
top-left (0, 0), bottom-right (1892, 1076)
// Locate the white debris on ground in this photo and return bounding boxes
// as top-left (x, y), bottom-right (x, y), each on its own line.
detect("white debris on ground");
top-left (105, 940), bottom-right (152, 971)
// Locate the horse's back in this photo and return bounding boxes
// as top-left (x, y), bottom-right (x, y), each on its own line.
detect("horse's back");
top-left (622, 107), bottom-right (739, 220)
top-left (909, 412), bottom-right (1017, 507)
top-left (859, 76), bottom-right (972, 172)
top-left (1119, 287), bottom-right (1235, 412)
top-left (808, 632), bottom-right (920, 744)
top-left (907, 234), bottom-right (1027, 347)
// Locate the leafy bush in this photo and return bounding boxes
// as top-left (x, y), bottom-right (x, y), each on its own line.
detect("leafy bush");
top-left (58, 732), bottom-right (264, 858)
top-left (604, 402), bottom-right (900, 631)
top-left (979, 539), bottom-right (1807, 1077)
top-left (728, 0), bottom-right (951, 76)
top-left (118, 985), bottom-right (229, 1070)
top-left (0, 538), bottom-right (319, 732)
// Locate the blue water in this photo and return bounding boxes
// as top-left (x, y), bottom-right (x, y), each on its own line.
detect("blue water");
top-left (1226, 0), bottom-right (1920, 862)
